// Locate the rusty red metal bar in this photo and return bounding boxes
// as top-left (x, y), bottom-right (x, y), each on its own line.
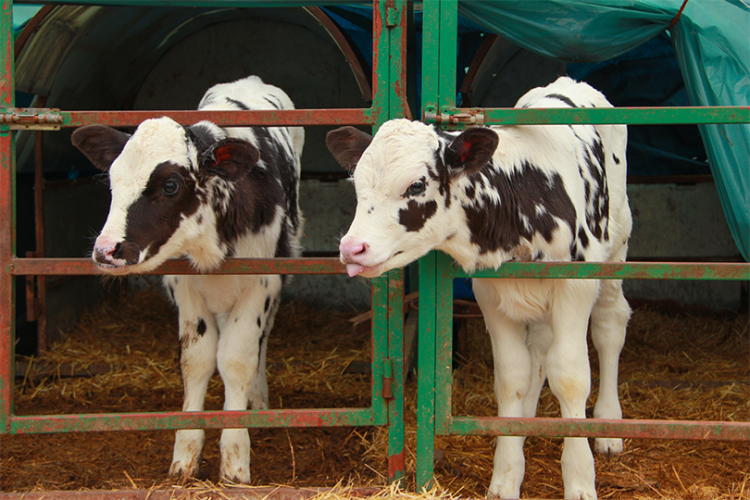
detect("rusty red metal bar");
top-left (9, 257), bottom-right (346, 275)
top-left (33, 98), bottom-right (47, 352)
top-left (62, 108), bottom-right (373, 128)
top-left (11, 407), bottom-right (378, 434)
top-left (9, 258), bottom-right (749, 280)
top-left (0, 487), bottom-right (383, 500)
top-left (0, 0), bottom-right (14, 435)
top-left (449, 416), bottom-right (750, 442)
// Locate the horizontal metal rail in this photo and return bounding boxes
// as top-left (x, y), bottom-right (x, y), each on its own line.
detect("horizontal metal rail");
top-left (452, 261), bottom-right (750, 281)
top-left (0, 486), bottom-right (384, 500)
top-left (8, 257), bottom-right (346, 275)
top-left (448, 416), bottom-right (750, 442)
top-left (5, 106), bottom-right (748, 130)
top-left (0, 108), bottom-right (374, 130)
top-left (8, 258), bottom-right (749, 279)
top-left (424, 106), bottom-right (750, 126)
top-left (10, 407), bottom-right (378, 434)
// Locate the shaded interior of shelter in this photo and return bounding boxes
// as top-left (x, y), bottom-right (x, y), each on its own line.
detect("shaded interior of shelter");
top-left (11, 5), bottom-right (746, 357)
top-left (11, 5), bottom-right (375, 353)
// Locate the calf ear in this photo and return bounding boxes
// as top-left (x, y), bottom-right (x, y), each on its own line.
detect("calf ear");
top-left (326, 126), bottom-right (373, 172)
top-left (71, 125), bottom-right (131, 172)
top-left (199, 138), bottom-right (260, 181)
top-left (445, 127), bottom-right (498, 177)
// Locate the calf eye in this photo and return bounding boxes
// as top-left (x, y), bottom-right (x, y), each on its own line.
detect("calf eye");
top-left (406, 180), bottom-right (426, 197)
top-left (162, 179), bottom-right (179, 196)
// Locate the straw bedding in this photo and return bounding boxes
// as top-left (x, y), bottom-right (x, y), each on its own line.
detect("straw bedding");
top-left (1, 287), bottom-right (748, 499)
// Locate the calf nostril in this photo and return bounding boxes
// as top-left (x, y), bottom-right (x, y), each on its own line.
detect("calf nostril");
top-left (111, 242), bottom-right (123, 259)
top-left (354, 242), bottom-right (368, 255)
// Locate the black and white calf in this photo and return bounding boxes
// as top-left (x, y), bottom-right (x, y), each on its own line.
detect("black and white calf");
top-left (327, 77), bottom-right (631, 500)
top-left (72, 76), bottom-right (303, 483)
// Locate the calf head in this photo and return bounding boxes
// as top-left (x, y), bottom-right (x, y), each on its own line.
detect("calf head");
top-left (72, 118), bottom-right (260, 273)
top-left (327, 119), bottom-right (498, 277)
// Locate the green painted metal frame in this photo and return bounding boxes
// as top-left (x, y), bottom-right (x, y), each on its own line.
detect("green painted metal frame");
top-left (0, 0), bottom-right (408, 486)
top-left (416, 0), bottom-right (750, 492)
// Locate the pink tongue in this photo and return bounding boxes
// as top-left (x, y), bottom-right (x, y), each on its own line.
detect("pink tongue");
top-left (346, 264), bottom-right (365, 277)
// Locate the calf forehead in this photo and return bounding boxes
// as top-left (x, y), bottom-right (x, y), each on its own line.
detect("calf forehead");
top-left (355, 120), bottom-right (439, 190)
top-left (109, 118), bottom-right (192, 198)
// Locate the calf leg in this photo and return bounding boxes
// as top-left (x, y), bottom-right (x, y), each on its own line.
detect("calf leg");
top-left (170, 304), bottom-right (219, 480)
top-left (590, 279), bottom-right (630, 455)
top-left (474, 281), bottom-right (530, 499)
top-left (547, 280), bottom-right (599, 500)
top-left (524, 321), bottom-right (554, 418)
top-left (216, 282), bottom-right (279, 483)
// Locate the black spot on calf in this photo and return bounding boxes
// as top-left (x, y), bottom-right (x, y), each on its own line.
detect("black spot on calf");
top-left (399, 199), bottom-right (438, 232)
top-left (197, 318), bottom-right (207, 336)
top-left (463, 163), bottom-right (576, 255)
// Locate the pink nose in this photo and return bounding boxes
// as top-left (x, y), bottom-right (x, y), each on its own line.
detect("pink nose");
top-left (339, 238), bottom-right (368, 264)
top-left (93, 235), bottom-right (122, 263)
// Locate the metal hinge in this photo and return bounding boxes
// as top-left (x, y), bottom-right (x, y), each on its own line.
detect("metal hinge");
top-left (0, 108), bottom-right (62, 130)
top-left (423, 109), bottom-right (485, 127)
top-left (382, 358), bottom-right (394, 400)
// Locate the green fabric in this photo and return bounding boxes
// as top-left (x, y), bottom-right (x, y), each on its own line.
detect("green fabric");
top-left (458, 0), bottom-right (750, 261)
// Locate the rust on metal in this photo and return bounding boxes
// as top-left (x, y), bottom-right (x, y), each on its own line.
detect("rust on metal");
top-left (63, 108), bottom-right (373, 128)
top-left (387, 449), bottom-right (406, 482)
top-left (0, 486), bottom-right (383, 500)
top-left (11, 408), bottom-right (379, 435)
top-left (423, 108), bottom-right (485, 126)
top-left (32, 101), bottom-right (48, 351)
top-left (0, 107), bottom-right (62, 129)
top-left (451, 416), bottom-right (750, 442)
top-left (10, 257), bottom-right (347, 276)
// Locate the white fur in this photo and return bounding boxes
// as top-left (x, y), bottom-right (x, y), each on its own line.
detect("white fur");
top-left (340, 77), bottom-right (632, 499)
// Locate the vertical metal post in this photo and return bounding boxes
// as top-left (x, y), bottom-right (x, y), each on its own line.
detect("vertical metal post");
top-left (416, 250), bottom-right (437, 491)
top-left (416, 0), bottom-right (458, 491)
top-left (421, 0), bottom-right (458, 120)
top-left (0, 0), bottom-right (14, 434)
top-left (371, 275), bottom-right (389, 424)
top-left (34, 98), bottom-right (47, 353)
top-left (387, 267), bottom-right (405, 483)
top-left (434, 252), bottom-right (454, 435)
top-left (372, 0), bottom-right (409, 484)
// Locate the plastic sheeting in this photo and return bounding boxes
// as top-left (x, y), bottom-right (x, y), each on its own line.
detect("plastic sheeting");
top-left (458, 0), bottom-right (750, 260)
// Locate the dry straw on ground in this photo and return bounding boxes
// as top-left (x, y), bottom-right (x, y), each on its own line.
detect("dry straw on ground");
top-left (1, 287), bottom-right (748, 499)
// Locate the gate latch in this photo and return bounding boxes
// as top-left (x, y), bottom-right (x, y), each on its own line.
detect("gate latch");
top-left (0, 108), bottom-right (63, 130)
top-left (423, 109), bottom-right (485, 127)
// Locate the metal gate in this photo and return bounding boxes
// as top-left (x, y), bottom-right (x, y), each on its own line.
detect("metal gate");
top-left (414, 0), bottom-right (750, 492)
top-left (0, 0), bottom-right (410, 492)
top-left (1, 0), bottom-right (750, 497)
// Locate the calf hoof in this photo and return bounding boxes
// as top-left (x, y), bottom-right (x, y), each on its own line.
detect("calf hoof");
top-left (594, 437), bottom-right (624, 456)
top-left (169, 458), bottom-right (200, 481)
top-left (567, 489), bottom-right (597, 500)
top-left (220, 462), bottom-right (251, 484)
top-left (487, 482), bottom-right (522, 500)
top-left (170, 429), bottom-right (205, 480)
top-left (220, 429), bottom-right (251, 484)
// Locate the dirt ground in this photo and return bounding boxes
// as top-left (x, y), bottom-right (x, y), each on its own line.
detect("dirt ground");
top-left (1, 287), bottom-right (748, 499)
